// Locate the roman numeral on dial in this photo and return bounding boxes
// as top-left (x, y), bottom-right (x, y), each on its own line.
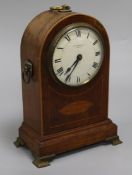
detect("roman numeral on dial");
top-left (57, 67), bottom-right (64, 76)
top-left (93, 40), bottom-right (98, 45)
top-left (87, 73), bottom-right (91, 79)
top-left (95, 51), bottom-right (100, 56)
top-left (87, 32), bottom-right (90, 39)
top-left (66, 76), bottom-right (71, 82)
top-left (92, 62), bottom-right (98, 69)
top-left (57, 47), bottom-right (64, 49)
top-left (65, 35), bottom-right (71, 41)
top-left (54, 59), bottom-right (61, 63)
top-left (75, 29), bottom-right (81, 37)
top-left (77, 76), bottom-right (80, 83)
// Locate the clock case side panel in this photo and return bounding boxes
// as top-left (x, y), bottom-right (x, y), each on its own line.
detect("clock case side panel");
top-left (42, 14), bottom-right (113, 135)
top-left (19, 10), bottom-right (76, 155)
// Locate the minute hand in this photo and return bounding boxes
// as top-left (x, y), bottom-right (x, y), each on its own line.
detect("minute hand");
top-left (65, 54), bottom-right (83, 75)
top-left (64, 59), bottom-right (78, 75)
top-left (65, 60), bottom-right (80, 82)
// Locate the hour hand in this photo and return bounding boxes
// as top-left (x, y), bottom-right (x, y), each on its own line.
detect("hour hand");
top-left (64, 60), bottom-right (77, 75)
top-left (65, 60), bottom-right (79, 82)
top-left (65, 67), bottom-right (71, 75)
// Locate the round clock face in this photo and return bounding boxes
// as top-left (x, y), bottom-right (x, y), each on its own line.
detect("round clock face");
top-left (52, 24), bottom-right (104, 87)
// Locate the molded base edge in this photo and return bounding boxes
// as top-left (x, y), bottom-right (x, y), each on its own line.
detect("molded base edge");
top-left (15, 119), bottom-right (122, 167)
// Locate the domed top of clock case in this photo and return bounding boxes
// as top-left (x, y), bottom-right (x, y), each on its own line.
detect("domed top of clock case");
top-left (21, 6), bottom-right (110, 75)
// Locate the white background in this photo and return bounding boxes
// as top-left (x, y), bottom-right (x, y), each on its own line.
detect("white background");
top-left (0, 0), bottom-right (131, 174)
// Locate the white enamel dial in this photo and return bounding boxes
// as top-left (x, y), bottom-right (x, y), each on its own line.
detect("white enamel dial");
top-left (52, 25), bottom-right (104, 86)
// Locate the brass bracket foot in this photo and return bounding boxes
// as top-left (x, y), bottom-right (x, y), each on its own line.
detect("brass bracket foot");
top-left (14, 137), bottom-right (25, 148)
top-left (105, 135), bottom-right (123, 146)
top-left (33, 154), bottom-right (55, 168)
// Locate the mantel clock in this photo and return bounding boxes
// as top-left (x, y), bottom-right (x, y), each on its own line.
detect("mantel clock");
top-left (14, 5), bottom-right (122, 168)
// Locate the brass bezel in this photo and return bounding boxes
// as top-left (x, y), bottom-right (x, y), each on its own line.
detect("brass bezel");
top-left (48, 22), bottom-right (104, 87)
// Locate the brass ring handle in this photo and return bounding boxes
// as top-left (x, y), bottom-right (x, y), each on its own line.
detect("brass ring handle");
top-left (50, 4), bottom-right (71, 12)
top-left (22, 60), bottom-right (33, 84)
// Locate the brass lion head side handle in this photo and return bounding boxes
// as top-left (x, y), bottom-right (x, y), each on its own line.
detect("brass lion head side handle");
top-left (22, 60), bottom-right (33, 84)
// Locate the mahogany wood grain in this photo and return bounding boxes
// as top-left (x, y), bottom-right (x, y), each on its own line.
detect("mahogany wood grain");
top-left (19, 9), bottom-right (118, 158)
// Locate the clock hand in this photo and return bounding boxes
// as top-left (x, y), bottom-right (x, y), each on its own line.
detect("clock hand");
top-left (65, 54), bottom-right (82, 82)
top-left (65, 61), bottom-right (78, 82)
top-left (65, 59), bottom-right (78, 75)
top-left (65, 54), bottom-right (83, 75)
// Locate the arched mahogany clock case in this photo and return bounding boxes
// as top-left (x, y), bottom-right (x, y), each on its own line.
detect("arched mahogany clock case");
top-left (14, 5), bottom-right (122, 168)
